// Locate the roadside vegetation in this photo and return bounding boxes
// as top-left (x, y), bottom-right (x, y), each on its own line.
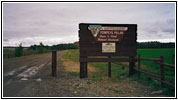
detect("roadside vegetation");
top-left (14, 43), bottom-right (24, 57)
top-left (62, 49), bottom-right (175, 96)
top-left (3, 42), bottom-right (78, 59)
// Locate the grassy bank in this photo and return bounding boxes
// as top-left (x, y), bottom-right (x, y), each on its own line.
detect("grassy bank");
top-left (63, 49), bottom-right (175, 96)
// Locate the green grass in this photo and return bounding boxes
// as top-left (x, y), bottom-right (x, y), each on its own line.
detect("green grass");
top-left (63, 49), bottom-right (175, 96)
top-left (135, 49), bottom-right (175, 96)
top-left (136, 49), bottom-right (175, 83)
top-left (63, 49), bottom-right (125, 82)
top-left (63, 49), bottom-right (79, 62)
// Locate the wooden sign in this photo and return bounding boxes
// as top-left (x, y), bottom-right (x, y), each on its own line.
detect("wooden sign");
top-left (79, 23), bottom-right (137, 56)
top-left (79, 23), bottom-right (137, 78)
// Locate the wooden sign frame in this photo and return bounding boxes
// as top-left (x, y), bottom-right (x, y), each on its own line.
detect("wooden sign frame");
top-left (79, 23), bottom-right (137, 78)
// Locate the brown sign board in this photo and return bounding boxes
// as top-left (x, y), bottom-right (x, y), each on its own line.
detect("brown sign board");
top-left (88, 25), bottom-right (128, 42)
top-left (79, 23), bottom-right (137, 57)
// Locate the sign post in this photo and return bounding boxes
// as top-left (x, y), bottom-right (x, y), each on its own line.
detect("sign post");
top-left (79, 23), bottom-right (137, 78)
top-left (108, 56), bottom-right (111, 77)
top-left (52, 51), bottom-right (57, 77)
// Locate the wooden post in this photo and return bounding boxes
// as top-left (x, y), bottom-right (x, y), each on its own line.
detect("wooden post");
top-left (108, 56), bottom-right (111, 77)
top-left (84, 62), bottom-right (88, 78)
top-left (80, 61), bottom-right (85, 78)
top-left (52, 51), bottom-right (57, 77)
top-left (173, 54), bottom-right (175, 65)
top-left (129, 56), bottom-right (135, 76)
top-left (160, 56), bottom-right (164, 85)
top-left (138, 54), bottom-right (141, 78)
top-left (80, 56), bottom-right (87, 78)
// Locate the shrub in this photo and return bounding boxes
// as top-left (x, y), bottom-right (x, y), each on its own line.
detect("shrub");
top-left (38, 42), bottom-right (44, 53)
top-left (14, 43), bottom-right (23, 57)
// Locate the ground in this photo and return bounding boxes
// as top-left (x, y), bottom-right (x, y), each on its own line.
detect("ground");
top-left (3, 50), bottom-right (168, 97)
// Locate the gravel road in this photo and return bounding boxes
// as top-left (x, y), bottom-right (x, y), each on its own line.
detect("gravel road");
top-left (3, 50), bottom-right (168, 97)
top-left (3, 51), bottom-right (66, 97)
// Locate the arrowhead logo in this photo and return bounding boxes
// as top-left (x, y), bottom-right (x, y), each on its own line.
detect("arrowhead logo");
top-left (88, 25), bottom-right (102, 37)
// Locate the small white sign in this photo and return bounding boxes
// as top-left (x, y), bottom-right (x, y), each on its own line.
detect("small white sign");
top-left (102, 42), bottom-right (116, 53)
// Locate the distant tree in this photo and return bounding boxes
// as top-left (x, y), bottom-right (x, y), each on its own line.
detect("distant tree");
top-left (14, 43), bottom-right (23, 57)
top-left (38, 42), bottom-right (44, 53)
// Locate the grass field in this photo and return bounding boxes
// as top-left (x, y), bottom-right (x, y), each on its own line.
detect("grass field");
top-left (136, 49), bottom-right (175, 82)
top-left (136, 49), bottom-right (175, 96)
top-left (63, 48), bottom-right (175, 96)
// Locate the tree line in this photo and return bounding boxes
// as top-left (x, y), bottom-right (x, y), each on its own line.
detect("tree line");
top-left (29, 43), bottom-right (78, 51)
top-left (137, 41), bottom-right (175, 49)
top-left (13, 41), bottom-right (174, 57)
top-left (13, 42), bottom-right (78, 57)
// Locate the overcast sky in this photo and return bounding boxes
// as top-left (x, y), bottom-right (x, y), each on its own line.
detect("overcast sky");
top-left (3, 2), bottom-right (175, 46)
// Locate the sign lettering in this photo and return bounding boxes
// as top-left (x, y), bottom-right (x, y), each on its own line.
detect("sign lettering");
top-left (88, 25), bottom-right (128, 42)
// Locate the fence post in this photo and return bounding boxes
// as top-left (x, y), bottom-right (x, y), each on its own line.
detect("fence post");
top-left (129, 56), bottom-right (135, 76)
top-left (160, 56), bottom-right (164, 85)
top-left (173, 54), bottom-right (175, 65)
top-left (108, 56), bottom-right (111, 78)
top-left (52, 51), bottom-right (57, 77)
top-left (138, 54), bottom-right (141, 78)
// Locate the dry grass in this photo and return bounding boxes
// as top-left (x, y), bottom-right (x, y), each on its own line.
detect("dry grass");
top-left (62, 58), bottom-right (99, 73)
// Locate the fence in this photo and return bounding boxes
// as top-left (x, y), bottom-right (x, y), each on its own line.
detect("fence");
top-left (135, 54), bottom-right (175, 87)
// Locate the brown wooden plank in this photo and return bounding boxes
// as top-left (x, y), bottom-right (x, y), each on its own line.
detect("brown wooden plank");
top-left (138, 58), bottom-right (161, 61)
top-left (80, 52), bottom-right (137, 56)
top-left (156, 79), bottom-right (175, 87)
top-left (80, 58), bottom-right (135, 62)
top-left (135, 68), bottom-right (174, 87)
top-left (80, 47), bottom-right (136, 51)
top-left (154, 62), bottom-right (175, 68)
top-left (79, 44), bottom-right (137, 49)
top-left (160, 56), bottom-right (165, 85)
top-left (134, 68), bottom-right (161, 79)
top-left (138, 54), bottom-right (141, 78)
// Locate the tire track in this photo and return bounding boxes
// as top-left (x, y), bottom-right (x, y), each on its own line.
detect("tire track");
top-left (3, 51), bottom-right (66, 97)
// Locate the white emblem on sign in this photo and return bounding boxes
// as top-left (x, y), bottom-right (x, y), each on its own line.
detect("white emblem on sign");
top-left (102, 42), bottom-right (116, 53)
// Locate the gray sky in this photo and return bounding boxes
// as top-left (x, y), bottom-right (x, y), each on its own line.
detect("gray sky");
top-left (3, 2), bottom-right (175, 46)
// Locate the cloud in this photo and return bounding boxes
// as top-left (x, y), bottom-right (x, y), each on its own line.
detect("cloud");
top-left (3, 3), bottom-right (175, 46)
top-left (3, 38), bottom-right (8, 42)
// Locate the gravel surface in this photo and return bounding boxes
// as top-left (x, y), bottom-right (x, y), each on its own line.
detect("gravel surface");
top-left (3, 50), bottom-right (167, 97)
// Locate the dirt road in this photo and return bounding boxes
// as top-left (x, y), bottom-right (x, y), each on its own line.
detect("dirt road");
top-left (3, 51), bottom-right (67, 97)
top-left (3, 50), bottom-right (168, 97)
